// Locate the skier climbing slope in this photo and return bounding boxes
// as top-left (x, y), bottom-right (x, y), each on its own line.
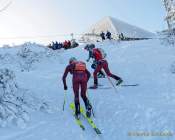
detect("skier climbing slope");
top-left (62, 57), bottom-right (92, 119)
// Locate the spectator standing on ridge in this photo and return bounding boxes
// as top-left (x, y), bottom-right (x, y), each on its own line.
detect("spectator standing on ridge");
top-left (100, 31), bottom-right (105, 41)
top-left (106, 31), bottom-right (112, 40)
top-left (55, 41), bottom-right (59, 50)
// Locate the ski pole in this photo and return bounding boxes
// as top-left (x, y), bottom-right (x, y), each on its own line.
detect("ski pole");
top-left (106, 75), bottom-right (118, 93)
top-left (63, 90), bottom-right (66, 111)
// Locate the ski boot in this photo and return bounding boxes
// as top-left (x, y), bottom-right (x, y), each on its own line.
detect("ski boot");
top-left (89, 84), bottom-right (98, 89)
top-left (116, 78), bottom-right (123, 86)
top-left (86, 102), bottom-right (92, 118)
top-left (90, 79), bottom-right (98, 89)
top-left (75, 104), bottom-right (80, 120)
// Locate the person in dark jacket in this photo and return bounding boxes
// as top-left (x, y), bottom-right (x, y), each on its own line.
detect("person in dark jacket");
top-left (55, 41), bottom-right (59, 50)
top-left (52, 41), bottom-right (56, 50)
top-left (106, 31), bottom-right (112, 40)
top-left (58, 42), bottom-right (63, 49)
top-left (100, 31), bottom-right (105, 41)
top-left (84, 44), bottom-right (95, 62)
top-left (67, 40), bottom-right (71, 48)
top-left (62, 57), bottom-right (92, 118)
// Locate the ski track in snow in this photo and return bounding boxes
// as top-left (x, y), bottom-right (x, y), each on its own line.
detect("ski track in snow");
top-left (0, 39), bottom-right (175, 140)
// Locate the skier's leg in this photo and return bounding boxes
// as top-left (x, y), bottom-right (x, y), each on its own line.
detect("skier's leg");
top-left (73, 81), bottom-right (80, 117)
top-left (92, 61), bottom-right (103, 78)
top-left (102, 60), bottom-right (123, 85)
top-left (93, 63), bottom-right (103, 86)
top-left (80, 81), bottom-right (92, 117)
top-left (80, 81), bottom-right (88, 107)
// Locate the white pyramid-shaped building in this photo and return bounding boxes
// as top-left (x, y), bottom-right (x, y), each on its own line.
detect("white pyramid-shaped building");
top-left (81, 16), bottom-right (155, 42)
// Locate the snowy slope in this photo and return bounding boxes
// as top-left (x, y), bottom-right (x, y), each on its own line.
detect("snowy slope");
top-left (109, 17), bottom-right (155, 38)
top-left (0, 39), bottom-right (175, 140)
top-left (83, 16), bottom-right (155, 39)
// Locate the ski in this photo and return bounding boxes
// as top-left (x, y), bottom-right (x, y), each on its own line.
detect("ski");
top-left (70, 103), bottom-right (102, 135)
top-left (80, 107), bottom-right (102, 135)
top-left (70, 103), bottom-right (85, 131)
top-left (89, 85), bottom-right (111, 89)
top-left (120, 84), bottom-right (139, 87)
top-left (89, 86), bottom-right (111, 89)
top-left (89, 84), bottom-right (139, 89)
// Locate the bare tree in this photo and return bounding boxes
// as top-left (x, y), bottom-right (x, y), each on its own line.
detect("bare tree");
top-left (163, 0), bottom-right (175, 31)
top-left (0, 0), bottom-right (12, 12)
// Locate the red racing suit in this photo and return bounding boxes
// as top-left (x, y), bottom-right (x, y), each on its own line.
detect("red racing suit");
top-left (62, 62), bottom-right (91, 106)
top-left (92, 48), bottom-right (121, 86)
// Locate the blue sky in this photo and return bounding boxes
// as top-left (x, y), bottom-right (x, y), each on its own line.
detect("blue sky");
top-left (0, 0), bottom-right (167, 44)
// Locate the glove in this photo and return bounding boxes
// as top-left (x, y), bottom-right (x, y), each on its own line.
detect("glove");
top-left (91, 63), bottom-right (96, 69)
top-left (97, 61), bottom-right (102, 65)
top-left (64, 85), bottom-right (68, 90)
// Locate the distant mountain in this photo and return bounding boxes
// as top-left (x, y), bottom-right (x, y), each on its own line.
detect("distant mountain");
top-left (81, 16), bottom-right (155, 41)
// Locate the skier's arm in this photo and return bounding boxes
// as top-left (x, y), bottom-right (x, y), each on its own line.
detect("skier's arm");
top-left (87, 51), bottom-right (93, 62)
top-left (86, 51), bottom-right (91, 62)
top-left (62, 65), bottom-right (70, 89)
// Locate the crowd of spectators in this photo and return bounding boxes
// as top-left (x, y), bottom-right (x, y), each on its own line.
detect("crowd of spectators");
top-left (47, 39), bottom-right (79, 50)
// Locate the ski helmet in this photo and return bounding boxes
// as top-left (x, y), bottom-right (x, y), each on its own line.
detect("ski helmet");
top-left (89, 44), bottom-right (95, 49)
top-left (84, 44), bottom-right (95, 51)
top-left (69, 57), bottom-right (77, 64)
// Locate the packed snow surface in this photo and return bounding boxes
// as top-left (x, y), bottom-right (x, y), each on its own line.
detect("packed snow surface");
top-left (0, 39), bottom-right (175, 140)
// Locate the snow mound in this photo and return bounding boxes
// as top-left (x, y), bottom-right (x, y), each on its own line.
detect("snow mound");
top-left (0, 68), bottom-right (51, 128)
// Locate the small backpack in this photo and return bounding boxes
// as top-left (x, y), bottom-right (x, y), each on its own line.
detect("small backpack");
top-left (98, 48), bottom-right (107, 59)
top-left (93, 48), bottom-right (107, 60)
top-left (74, 61), bottom-right (86, 71)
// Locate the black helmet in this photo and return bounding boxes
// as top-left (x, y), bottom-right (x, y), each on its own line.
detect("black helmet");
top-left (89, 44), bottom-right (95, 49)
top-left (84, 44), bottom-right (95, 51)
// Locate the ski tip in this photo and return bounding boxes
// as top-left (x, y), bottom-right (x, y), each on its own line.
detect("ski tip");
top-left (81, 125), bottom-right (85, 130)
top-left (94, 128), bottom-right (102, 135)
